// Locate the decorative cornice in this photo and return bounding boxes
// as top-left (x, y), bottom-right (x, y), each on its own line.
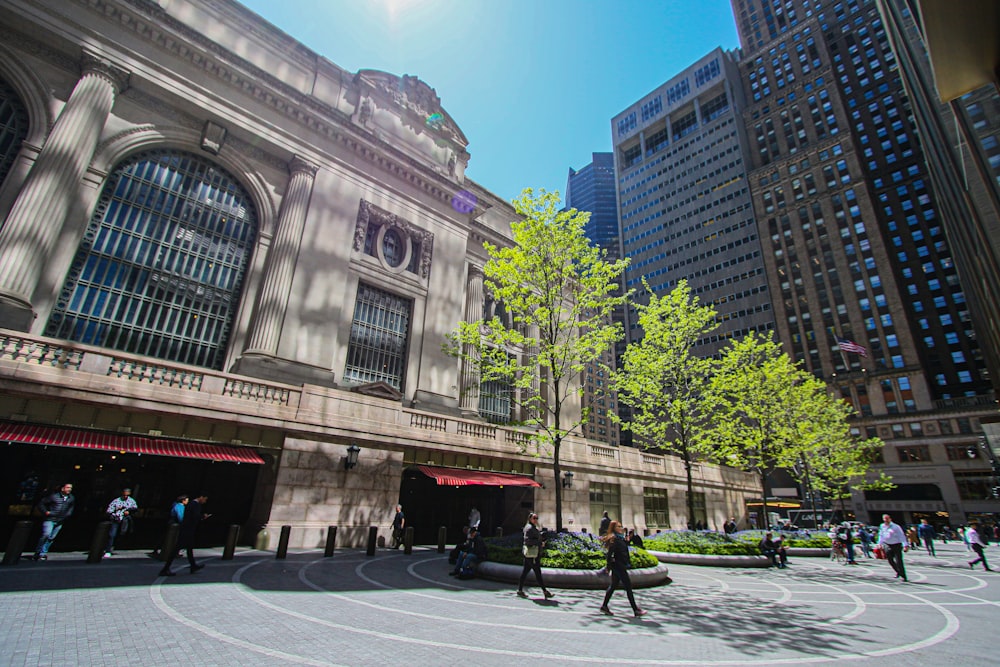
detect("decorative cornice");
top-left (74, 0), bottom-right (487, 215)
top-left (288, 155), bottom-right (319, 177)
top-left (81, 50), bottom-right (130, 94)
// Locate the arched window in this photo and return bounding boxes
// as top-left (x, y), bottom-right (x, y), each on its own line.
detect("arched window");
top-left (0, 77), bottom-right (29, 189)
top-left (46, 150), bottom-right (257, 369)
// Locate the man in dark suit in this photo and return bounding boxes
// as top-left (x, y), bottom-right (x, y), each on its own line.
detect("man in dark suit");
top-left (159, 493), bottom-right (210, 577)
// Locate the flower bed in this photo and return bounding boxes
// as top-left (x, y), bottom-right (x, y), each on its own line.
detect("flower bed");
top-left (730, 530), bottom-right (833, 549)
top-left (484, 531), bottom-right (658, 569)
top-left (643, 530), bottom-right (758, 555)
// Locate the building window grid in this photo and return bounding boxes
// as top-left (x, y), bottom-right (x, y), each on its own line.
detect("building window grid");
top-left (343, 283), bottom-right (412, 391)
top-left (45, 150), bottom-right (257, 370)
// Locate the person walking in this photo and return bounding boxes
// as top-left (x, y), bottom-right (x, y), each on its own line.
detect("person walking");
top-left (959, 526), bottom-right (970, 551)
top-left (917, 519), bottom-right (936, 557)
top-left (598, 511), bottom-right (611, 536)
top-left (33, 483), bottom-right (75, 561)
top-left (967, 521), bottom-right (992, 571)
top-left (858, 525), bottom-right (873, 558)
top-left (158, 493), bottom-right (209, 576)
top-left (105, 487), bottom-right (138, 557)
top-left (391, 504), bottom-right (405, 549)
top-left (516, 512), bottom-right (553, 600)
top-left (599, 520), bottom-right (647, 617)
top-left (878, 513), bottom-right (908, 582)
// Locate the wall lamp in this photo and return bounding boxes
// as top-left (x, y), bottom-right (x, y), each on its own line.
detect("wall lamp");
top-left (344, 443), bottom-right (361, 470)
top-left (562, 471), bottom-right (574, 488)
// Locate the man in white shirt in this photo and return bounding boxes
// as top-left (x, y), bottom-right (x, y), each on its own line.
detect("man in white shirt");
top-left (877, 513), bottom-right (908, 582)
top-left (967, 521), bottom-right (992, 571)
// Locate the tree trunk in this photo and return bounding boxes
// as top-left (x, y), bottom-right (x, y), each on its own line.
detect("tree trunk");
top-left (759, 472), bottom-right (769, 530)
top-left (683, 445), bottom-right (695, 530)
top-left (553, 436), bottom-right (563, 531)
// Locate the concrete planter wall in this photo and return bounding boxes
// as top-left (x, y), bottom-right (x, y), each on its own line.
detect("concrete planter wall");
top-left (476, 561), bottom-right (671, 589)
top-left (648, 550), bottom-right (772, 568)
top-left (785, 547), bottom-right (831, 557)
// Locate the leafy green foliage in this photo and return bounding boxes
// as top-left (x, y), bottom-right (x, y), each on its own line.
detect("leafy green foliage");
top-left (484, 531), bottom-right (657, 569)
top-left (642, 530), bottom-right (758, 555)
top-left (446, 188), bottom-right (631, 529)
top-left (610, 280), bottom-right (719, 526)
top-left (731, 530), bottom-right (832, 548)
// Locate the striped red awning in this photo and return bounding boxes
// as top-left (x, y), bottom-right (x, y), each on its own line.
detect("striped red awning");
top-left (417, 465), bottom-right (541, 487)
top-left (0, 422), bottom-right (265, 464)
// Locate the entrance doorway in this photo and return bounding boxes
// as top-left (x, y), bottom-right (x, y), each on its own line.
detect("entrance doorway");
top-left (398, 466), bottom-right (536, 544)
top-left (1, 442), bottom-right (262, 553)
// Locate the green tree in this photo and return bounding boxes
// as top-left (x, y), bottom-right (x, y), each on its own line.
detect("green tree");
top-left (446, 188), bottom-right (630, 530)
top-left (708, 332), bottom-right (832, 528)
top-left (610, 279), bottom-right (719, 529)
top-left (794, 399), bottom-right (893, 520)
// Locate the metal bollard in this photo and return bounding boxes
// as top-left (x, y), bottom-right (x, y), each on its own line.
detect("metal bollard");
top-left (437, 526), bottom-right (447, 553)
top-left (403, 526), bottom-right (414, 554)
top-left (324, 526), bottom-right (337, 558)
top-left (222, 524), bottom-right (240, 561)
top-left (366, 526), bottom-right (378, 556)
top-left (1, 520), bottom-right (33, 566)
top-left (159, 523), bottom-right (180, 562)
top-left (87, 522), bottom-right (112, 563)
top-left (276, 525), bottom-right (291, 559)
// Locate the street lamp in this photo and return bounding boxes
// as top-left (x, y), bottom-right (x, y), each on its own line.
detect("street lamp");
top-left (562, 471), bottom-right (574, 488)
top-left (344, 444), bottom-right (361, 470)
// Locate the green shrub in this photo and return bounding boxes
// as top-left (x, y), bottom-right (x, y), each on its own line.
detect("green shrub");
top-left (484, 531), bottom-right (658, 569)
top-left (643, 530), bottom-right (758, 555)
top-left (732, 530), bottom-right (832, 548)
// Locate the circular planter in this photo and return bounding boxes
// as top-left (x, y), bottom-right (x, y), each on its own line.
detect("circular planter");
top-left (476, 561), bottom-right (671, 589)
top-left (647, 550), bottom-right (771, 568)
top-left (785, 547), bottom-right (831, 558)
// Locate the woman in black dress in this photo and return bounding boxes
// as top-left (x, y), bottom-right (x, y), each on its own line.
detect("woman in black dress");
top-left (599, 520), bottom-right (646, 617)
top-left (517, 512), bottom-right (554, 600)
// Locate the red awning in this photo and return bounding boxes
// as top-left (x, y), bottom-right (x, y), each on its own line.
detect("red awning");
top-left (417, 465), bottom-right (541, 487)
top-left (0, 422), bottom-right (265, 464)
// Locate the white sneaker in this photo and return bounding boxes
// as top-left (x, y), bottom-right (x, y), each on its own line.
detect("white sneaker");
top-left (103, 552), bottom-right (112, 558)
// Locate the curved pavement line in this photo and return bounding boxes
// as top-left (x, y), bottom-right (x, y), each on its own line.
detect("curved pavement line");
top-left (253, 556), bottom-right (955, 666)
top-left (667, 567), bottom-right (867, 629)
top-left (150, 553), bottom-right (966, 667)
top-left (300, 556), bottom-right (669, 635)
top-left (858, 582), bottom-right (960, 659)
top-left (149, 565), bottom-right (341, 667)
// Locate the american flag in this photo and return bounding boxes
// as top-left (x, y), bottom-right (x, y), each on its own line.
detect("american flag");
top-left (836, 336), bottom-right (868, 357)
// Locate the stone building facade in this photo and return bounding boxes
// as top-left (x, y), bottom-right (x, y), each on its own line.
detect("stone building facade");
top-left (0, 0), bottom-right (758, 549)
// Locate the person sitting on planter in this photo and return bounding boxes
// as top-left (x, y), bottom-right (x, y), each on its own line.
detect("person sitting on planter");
top-left (450, 527), bottom-right (488, 578)
top-left (627, 529), bottom-right (644, 549)
top-left (760, 531), bottom-right (787, 568)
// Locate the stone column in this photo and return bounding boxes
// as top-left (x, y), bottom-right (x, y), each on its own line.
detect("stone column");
top-left (244, 156), bottom-right (319, 355)
top-left (0, 53), bottom-right (128, 329)
top-left (459, 263), bottom-right (484, 415)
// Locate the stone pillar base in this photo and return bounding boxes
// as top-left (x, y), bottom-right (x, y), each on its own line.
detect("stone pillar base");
top-left (0, 295), bottom-right (35, 331)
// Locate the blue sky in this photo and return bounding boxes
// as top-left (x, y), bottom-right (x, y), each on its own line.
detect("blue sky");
top-left (238, 0), bottom-right (740, 203)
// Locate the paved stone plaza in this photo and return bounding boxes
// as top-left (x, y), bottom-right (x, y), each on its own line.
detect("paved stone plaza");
top-left (0, 540), bottom-right (996, 666)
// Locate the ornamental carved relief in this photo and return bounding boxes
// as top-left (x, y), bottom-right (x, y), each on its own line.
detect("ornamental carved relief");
top-left (353, 199), bottom-right (434, 279)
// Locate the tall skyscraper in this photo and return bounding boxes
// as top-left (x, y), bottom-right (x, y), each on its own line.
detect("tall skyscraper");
top-left (732, 0), bottom-right (999, 525)
top-left (567, 153), bottom-right (620, 446)
top-left (612, 48), bottom-right (775, 360)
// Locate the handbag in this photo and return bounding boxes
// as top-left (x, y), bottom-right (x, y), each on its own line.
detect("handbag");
top-left (873, 545), bottom-right (886, 560)
top-left (522, 544), bottom-right (539, 558)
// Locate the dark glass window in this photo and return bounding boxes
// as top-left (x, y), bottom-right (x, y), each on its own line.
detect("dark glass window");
top-left (45, 150), bottom-right (257, 369)
top-left (344, 283), bottom-right (412, 390)
top-left (0, 77), bottom-right (29, 189)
